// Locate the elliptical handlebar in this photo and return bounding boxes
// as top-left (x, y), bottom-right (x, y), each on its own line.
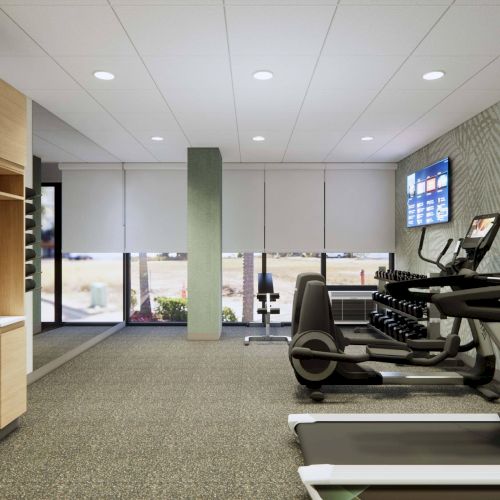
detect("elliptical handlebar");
top-left (418, 227), bottom-right (453, 272)
top-left (386, 273), bottom-right (495, 303)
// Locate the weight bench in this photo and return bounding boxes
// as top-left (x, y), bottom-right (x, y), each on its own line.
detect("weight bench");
top-left (244, 272), bottom-right (291, 345)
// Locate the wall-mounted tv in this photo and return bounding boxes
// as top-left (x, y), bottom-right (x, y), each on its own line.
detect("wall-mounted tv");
top-left (407, 157), bottom-right (450, 228)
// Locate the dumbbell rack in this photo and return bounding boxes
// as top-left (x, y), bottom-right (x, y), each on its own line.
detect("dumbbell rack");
top-left (371, 267), bottom-right (442, 341)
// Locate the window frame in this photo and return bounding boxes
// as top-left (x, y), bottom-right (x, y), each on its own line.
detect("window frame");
top-left (41, 182), bottom-right (126, 330)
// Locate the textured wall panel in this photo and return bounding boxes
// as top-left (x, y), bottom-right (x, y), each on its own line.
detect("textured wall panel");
top-left (396, 101), bottom-right (500, 369)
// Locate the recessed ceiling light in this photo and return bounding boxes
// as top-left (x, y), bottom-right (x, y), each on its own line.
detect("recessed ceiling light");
top-left (253, 70), bottom-right (274, 81)
top-left (252, 136), bottom-right (265, 142)
top-left (422, 70), bottom-right (445, 81)
top-left (151, 136), bottom-right (164, 141)
top-left (93, 71), bottom-right (115, 81)
top-left (361, 136), bottom-right (374, 142)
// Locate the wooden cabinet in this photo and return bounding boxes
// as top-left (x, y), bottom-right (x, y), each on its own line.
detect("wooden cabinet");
top-left (0, 326), bottom-right (26, 428)
top-left (0, 79), bottom-right (27, 435)
top-left (0, 80), bottom-right (26, 169)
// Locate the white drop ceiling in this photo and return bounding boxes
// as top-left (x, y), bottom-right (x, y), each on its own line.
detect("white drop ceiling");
top-left (1, 0), bottom-right (499, 164)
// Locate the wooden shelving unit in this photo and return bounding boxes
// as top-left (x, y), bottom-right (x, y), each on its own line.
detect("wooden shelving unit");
top-left (0, 191), bottom-right (23, 201)
top-left (0, 79), bottom-right (27, 438)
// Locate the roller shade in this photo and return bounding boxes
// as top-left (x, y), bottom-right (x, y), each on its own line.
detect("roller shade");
top-left (61, 164), bottom-right (124, 253)
top-left (325, 166), bottom-right (395, 252)
top-left (223, 167), bottom-right (264, 252)
top-left (265, 167), bottom-right (324, 252)
top-left (125, 164), bottom-right (187, 253)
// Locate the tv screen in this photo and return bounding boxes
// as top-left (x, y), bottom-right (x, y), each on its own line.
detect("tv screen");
top-left (407, 157), bottom-right (450, 228)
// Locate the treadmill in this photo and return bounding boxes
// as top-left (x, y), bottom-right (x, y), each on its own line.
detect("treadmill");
top-left (289, 277), bottom-right (500, 499)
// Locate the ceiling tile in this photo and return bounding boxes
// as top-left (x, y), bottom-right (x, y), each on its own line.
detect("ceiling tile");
top-left (32, 135), bottom-right (82, 163)
top-left (0, 56), bottom-right (79, 90)
top-left (284, 130), bottom-right (344, 162)
top-left (54, 110), bottom-right (158, 161)
top-left (353, 112), bottom-right (417, 134)
top-left (339, 1), bottom-right (451, 5)
top-left (326, 129), bottom-right (398, 162)
top-left (460, 57), bottom-right (500, 90)
top-left (312, 55), bottom-right (405, 90)
top-left (27, 89), bottom-right (102, 115)
top-left (227, 1), bottom-right (337, 4)
top-left (323, 4), bottom-right (448, 55)
top-left (232, 55), bottom-right (316, 130)
top-left (454, 1), bottom-right (500, 4)
top-left (90, 89), bottom-right (169, 114)
top-left (415, 5), bottom-right (500, 56)
top-left (0, 1), bottom-right (107, 4)
top-left (367, 88), bottom-right (450, 114)
top-left (114, 5), bottom-right (227, 56)
top-left (387, 55), bottom-right (495, 90)
top-left (239, 130), bottom-right (290, 162)
top-left (297, 88), bottom-right (378, 126)
top-left (111, 0), bottom-right (221, 4)
top-left (144, 55), bottom-right (236, 131)
top-left (35, 129), bottom-right (119, 162)
top-left (133, 131), bottom-right (189, 163)
top-left (112, 112), bottom-right (181, 134)
top-left (187, 129), bottom-right (240, 163)
top-left (3, 5), bottom-right (135, 56)
top-left (433, 89), bottom-right (500, 115)
top-left (55, 56), bottom-right (156, 90)
top-left (0, 10), bottom-right (44, 56)
top-left (226, 5), bottom-right (335, 56)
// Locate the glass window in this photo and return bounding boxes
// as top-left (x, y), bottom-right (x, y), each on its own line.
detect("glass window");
top-left (62, 253), bottom-right (123, 322)
top-left (326, 253), bottom-right (389, 286)
top-left (41, 186), bottom-right (56, 323)
top-left (129, 253), bottom-right (187, 323)
top-left (266, 253), bottom-right (322, 322)
top-left (222, 253), bottom-right (261, 323)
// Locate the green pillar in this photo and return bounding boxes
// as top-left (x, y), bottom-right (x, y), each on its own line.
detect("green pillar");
top-left (187, 148), bottom-right (222, 340)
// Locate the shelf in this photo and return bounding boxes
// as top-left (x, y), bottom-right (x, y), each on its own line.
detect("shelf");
top-left (0, 158), bottom-right (23, 176)
top-left (0, 191), bottom-right (23, 201)
top-left (374, 300), bottom-right (427, 321)
top-left (0, 317), bottom-right (25, 334)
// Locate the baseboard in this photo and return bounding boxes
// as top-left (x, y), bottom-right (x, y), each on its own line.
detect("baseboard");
top-left (0, 418), bottom-right (19, 441)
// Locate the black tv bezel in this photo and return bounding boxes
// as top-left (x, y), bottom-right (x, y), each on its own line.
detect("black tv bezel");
top-left (406, 156), bottom-right (451, 229)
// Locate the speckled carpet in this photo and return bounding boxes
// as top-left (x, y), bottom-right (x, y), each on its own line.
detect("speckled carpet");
top-left (33, 326), bottom-right (110, 370)
top-left (1, 326), bottom-right (497, 500)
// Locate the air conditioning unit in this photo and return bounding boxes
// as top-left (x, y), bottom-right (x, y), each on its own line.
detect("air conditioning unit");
top-left (330, 290), bottom-right (374, 324)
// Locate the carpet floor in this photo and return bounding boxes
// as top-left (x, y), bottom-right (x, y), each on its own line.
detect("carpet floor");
top-left (33, 326), bottom-right (110, 370)
top-left (1, 326), bottom-right (497, 500)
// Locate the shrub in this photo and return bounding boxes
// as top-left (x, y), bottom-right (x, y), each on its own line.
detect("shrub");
top-left (222, 306), bottom-right (237, 322)
top-left (153, 297), bottom-right (238, 323)
top-left (154, 297), bottom-right (188, 321)
top-left (130, 289), bottom-right (138, 310)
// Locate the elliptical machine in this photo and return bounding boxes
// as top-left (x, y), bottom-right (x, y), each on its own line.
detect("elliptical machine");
top-left (355, 213), bottom-right (500, 351)
top-left (288, 214), bottom-right (500, 401)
